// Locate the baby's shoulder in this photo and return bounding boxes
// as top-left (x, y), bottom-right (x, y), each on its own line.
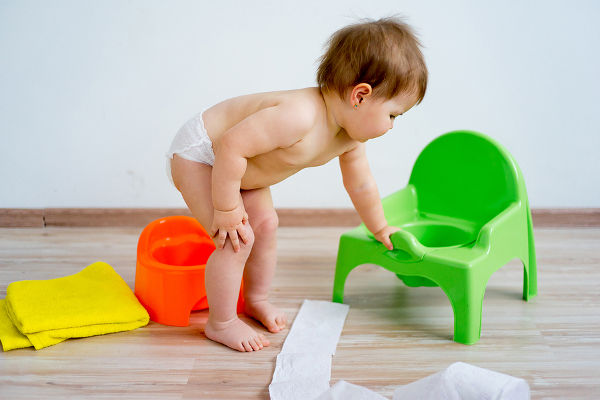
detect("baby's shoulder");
top-left (275, 88), bottom-right (322, 122)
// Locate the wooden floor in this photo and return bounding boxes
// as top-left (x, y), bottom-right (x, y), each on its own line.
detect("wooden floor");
top-left (0, 226), bottom-right (599, 399)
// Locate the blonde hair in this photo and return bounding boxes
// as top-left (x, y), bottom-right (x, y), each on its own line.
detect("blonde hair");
top-left (316, 16), bottom-right (428, 104)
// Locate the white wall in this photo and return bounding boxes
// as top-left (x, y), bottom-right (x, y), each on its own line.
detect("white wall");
top-left (1, 0), bottom-right (599, 208)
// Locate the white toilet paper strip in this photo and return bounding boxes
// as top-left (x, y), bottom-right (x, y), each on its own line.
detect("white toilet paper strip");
top-left (269, 300), bottom-right (350, 400)
top-left (271, 353), bottom-right (332, 383)
top-left (316, 380), bottom-right (388, 400)
top-left (281, 300), bottom-right (350, 355)
top-left (392, 362), bottom-right (530, 400)
top-left (269, 377), bottom-right (331, 400)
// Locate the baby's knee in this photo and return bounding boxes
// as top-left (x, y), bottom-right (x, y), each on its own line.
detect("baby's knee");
top-left (252, 210), bottom-right (279, 238)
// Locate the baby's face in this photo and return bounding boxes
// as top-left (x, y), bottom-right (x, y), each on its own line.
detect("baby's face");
top-left (346, 93), bottom-right (418, 142)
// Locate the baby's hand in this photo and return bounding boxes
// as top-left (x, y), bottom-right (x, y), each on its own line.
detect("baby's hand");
top-left (210, 204), bottom-right (250, 252)
top-left (373, 225), bottom-right (402, 251)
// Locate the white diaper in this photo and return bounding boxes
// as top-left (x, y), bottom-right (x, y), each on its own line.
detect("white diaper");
top-left (165, 108), bottom-right (215, 186)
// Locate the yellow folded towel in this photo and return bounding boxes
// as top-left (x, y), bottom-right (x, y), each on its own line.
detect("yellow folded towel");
top-left (0, 261), bottom-right (149, 351)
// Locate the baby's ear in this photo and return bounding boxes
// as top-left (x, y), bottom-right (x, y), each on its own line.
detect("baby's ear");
top-left (351, 83), bottom-right (373, 104)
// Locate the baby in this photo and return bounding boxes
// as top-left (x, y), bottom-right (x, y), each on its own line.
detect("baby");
top-left (166, 16), bottom-right (428, 352)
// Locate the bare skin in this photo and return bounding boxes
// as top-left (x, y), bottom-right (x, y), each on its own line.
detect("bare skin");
top-left (170, 85), bottom-right (418, 352)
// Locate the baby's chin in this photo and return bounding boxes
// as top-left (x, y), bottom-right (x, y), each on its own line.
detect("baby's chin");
top-left (344, 128), bottom-right (370, 143)
top-left (347, 132), bottom-right (368, 143)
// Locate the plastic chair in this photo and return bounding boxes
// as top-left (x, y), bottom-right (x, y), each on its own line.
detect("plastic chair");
top-left (135, 216), bottom-right (244, 327)
top-left (333, 130), bottom-right (537, 344)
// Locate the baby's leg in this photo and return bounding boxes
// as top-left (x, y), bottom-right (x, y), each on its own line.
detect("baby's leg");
top-left (240, 187), bottom-right (287, 333)
top-left (170, 155), bottom-right (269, 352)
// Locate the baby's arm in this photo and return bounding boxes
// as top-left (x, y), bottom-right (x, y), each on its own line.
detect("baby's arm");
top-left (339, 143), bottom-right (400, 250)
top-left (211, 102), bottom-right (315, 251)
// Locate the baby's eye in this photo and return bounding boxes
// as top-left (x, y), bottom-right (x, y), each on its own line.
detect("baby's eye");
top-left (390, 115), bottom-right (396, 119)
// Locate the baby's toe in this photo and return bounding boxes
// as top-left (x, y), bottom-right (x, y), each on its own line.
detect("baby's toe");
top-left (236, 342), bottom-right (247, 352)
top-left (248, 337), bottom-right (260, 351)
top-left (259, 334), bottom-right (270, 347)
top-left (241, 339), bottom-right (253, 352)
top-left (265, 319), bottom-right (280, 333)
top-left (276, 315), bottom-right (287, 329)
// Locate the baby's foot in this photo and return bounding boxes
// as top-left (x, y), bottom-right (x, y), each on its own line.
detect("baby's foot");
top-left (244, 300), bottom-right (287, 333)
top-left (205, 317), bottom-right (270, 352)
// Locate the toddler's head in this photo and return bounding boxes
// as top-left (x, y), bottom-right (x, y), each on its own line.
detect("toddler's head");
top-left (316, 16), bottom-right (428, 106)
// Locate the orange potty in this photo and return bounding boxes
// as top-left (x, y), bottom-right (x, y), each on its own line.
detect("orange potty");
top-left (135, 215), bottom-right (245, 326)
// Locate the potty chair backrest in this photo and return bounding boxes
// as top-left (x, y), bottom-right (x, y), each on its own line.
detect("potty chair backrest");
top-left (408, 130), bottom-right (523, 228)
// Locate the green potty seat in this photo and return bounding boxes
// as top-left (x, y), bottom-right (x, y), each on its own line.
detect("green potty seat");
top-left (333, 130), bottom-right (537, 345)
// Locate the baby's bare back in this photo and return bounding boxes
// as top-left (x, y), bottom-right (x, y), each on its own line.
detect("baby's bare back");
top-left (202, 87), bottom-right (357, 189)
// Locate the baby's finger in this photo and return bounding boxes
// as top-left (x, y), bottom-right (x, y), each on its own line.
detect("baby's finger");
top-left (377, 234), bottom-right (393, 250)
top-left (217, 230), bottom-right (227, 249)
top-left (237, 224), bottom-right (249, 244)
top-left (385, 237), bottom-right (394, 250)
top-left (228, 229), bottom-right (240, 252)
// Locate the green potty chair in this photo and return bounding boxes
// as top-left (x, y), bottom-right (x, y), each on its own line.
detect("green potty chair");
top-left (333, 130), bottom-right (537, 345)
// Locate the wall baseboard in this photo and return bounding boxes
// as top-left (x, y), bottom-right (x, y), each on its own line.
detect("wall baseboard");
top-left (1, 208), bottom-right (599, 228)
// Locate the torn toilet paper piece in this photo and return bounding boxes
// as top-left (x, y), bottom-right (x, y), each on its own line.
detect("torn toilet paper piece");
top-left (269, 377), bottom-right (331, 400)
top-left (271, 353), bottom-right (332, 383)
top-left (281, 299), bottom-right (350, 355)
top-left (392, 362), bottom-right (530, 400)
top-left (316, 380), bottom-right (388, 400)
top-left (313, 363), bottom-right (530, 400)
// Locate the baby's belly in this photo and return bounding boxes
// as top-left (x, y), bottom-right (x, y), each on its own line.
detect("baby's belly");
top-left (241, 160), bottom-right (301, 190)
